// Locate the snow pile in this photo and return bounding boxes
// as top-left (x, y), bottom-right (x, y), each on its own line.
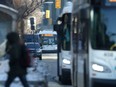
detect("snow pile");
top-left (0, 59), bottom-right (9, 74)
top-left (0, 58), bottom-right (49, 82)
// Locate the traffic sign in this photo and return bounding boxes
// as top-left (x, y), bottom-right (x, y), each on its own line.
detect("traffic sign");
top-left (46, 10), bottom-right (50, 18)
top-left (55, 0), bottom-right (61, 9)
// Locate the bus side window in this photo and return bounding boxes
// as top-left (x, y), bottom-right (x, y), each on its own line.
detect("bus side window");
top-left (79, 20), bottom-right (88, 52)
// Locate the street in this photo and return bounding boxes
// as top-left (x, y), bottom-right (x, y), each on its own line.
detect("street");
top-left (42, 53), bottom-right (72, 87)
top-left (42, 53), bottom-right (114, 87)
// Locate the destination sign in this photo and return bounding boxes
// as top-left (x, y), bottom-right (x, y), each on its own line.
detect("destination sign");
top-left (109, 0), bottom-right (116, 2)
top-left (42, 34), bottom-right (53, 36)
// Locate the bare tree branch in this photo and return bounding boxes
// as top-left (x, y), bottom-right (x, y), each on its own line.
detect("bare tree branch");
top-left (5, 0), bottom-right (45, 21)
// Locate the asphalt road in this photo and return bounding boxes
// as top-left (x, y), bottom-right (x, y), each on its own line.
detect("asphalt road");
top-left (42, 53), bottom-right (72, 87)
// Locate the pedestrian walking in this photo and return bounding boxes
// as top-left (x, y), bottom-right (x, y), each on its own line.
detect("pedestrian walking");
top-left (4, 32), bottom-right (29, 87)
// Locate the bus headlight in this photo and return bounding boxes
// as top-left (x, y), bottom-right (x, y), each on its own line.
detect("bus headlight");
top-left (55, 46), bottom-right (57, 50)
top-left (92, 63), bottom-right (111, 73)
top-left (92, 64), bottom-right (104, 72)
top-left (62, 59), bottom-right (71, 64)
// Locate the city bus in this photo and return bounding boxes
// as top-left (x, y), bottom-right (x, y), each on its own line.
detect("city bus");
top-left (71, 0), bottom-right (116, 87)
top-left (37, 30), bottom-right (57, 53)
top-left (54, 1), bottom-right (72, 84)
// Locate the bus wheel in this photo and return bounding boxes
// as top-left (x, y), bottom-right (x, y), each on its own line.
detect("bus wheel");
top-left (61, 76), bottom-right (66, 84)
top-left (60, 71), bottom-right (67, 84)
top-left (59, 75), bottom-right (61, 81)
top-left (39, 56), bottom-right (42, 60)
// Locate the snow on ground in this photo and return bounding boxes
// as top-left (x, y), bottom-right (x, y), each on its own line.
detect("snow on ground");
top-left (0, 58), bottom-right (49, 87)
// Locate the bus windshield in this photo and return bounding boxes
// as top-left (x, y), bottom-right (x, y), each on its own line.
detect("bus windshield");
top-left (91, 7), bottom-right (116, 50)
top-left (40, 35), bottom-right (57, 45)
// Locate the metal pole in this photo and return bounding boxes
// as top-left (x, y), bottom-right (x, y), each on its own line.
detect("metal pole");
top-left (33, 30), bottom-right (36, 54)
top-left (56, 9), bottom-right (60, 20)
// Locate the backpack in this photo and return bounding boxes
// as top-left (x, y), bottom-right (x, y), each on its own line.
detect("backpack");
top-left (20, 45), bottom-right (31, 68)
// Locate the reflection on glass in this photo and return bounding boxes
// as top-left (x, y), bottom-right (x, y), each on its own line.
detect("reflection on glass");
top-left (62, 14), bottom-right (71, 50)
top-left (41, 36), bottom-right (57, 45)
top-left (26, 44), bottom-right (40, 48)
top-left (91, 8), bottom-right (116, 50)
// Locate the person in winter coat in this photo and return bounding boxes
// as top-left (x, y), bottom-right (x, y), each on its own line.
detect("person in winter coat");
top-left (5, 32), bottom-right (29, 87)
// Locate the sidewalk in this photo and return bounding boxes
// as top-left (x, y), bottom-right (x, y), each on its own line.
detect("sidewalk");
top-left (0, 58), bottom-right (49, 87)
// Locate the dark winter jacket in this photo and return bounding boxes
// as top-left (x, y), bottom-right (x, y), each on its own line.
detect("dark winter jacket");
top-left (6, 43), bottom-right (27, 76)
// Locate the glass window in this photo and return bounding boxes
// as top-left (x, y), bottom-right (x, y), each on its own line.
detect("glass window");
top-left (0, 11), bottom-right (12, 44)
top-left (24, 35), bottom-right (39, 42)
top-left (62, 14), bottom-right (71, 50)
top-left (26, 44), bottom-right (40, 48)
top-left (41, 35), bottom-right (57, 45)
top-left (91, 7), bottom-right (116, 50)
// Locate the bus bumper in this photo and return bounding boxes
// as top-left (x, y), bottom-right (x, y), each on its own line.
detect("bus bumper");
top-left (42, 50), bottom-right (57, 53)
top-left (62, 69), bottom-right (71, 81)
top-left (92, 78), bottom-right (116, 86)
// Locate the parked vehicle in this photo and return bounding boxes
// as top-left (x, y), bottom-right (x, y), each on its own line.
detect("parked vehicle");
top-left (25, 42), bottom-right (42, 60)
top-left (24, 34), bottom-right (41, 45)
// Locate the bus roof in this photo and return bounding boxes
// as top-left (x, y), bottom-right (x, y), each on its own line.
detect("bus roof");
top-left (72, 0), bottom-right (78, 14)
top-left (60, 1), bottom-right (72, 17)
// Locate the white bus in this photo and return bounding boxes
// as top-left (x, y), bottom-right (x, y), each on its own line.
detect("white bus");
top-left (54, 1), bottom-right (72, 84)
top-left (37, 30), bottom-right (57, 53)
top-left (71, 0), bottom-right (116, 87)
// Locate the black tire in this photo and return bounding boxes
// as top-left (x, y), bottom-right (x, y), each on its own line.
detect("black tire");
top-left (39, 55), bottom-right (42, 60)
top-left (61, 76), bottom-right (67, 84)
top-left (61, 71), bottom-right (71, 84)
top-left (59, 75), bottom-right (61, 81)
